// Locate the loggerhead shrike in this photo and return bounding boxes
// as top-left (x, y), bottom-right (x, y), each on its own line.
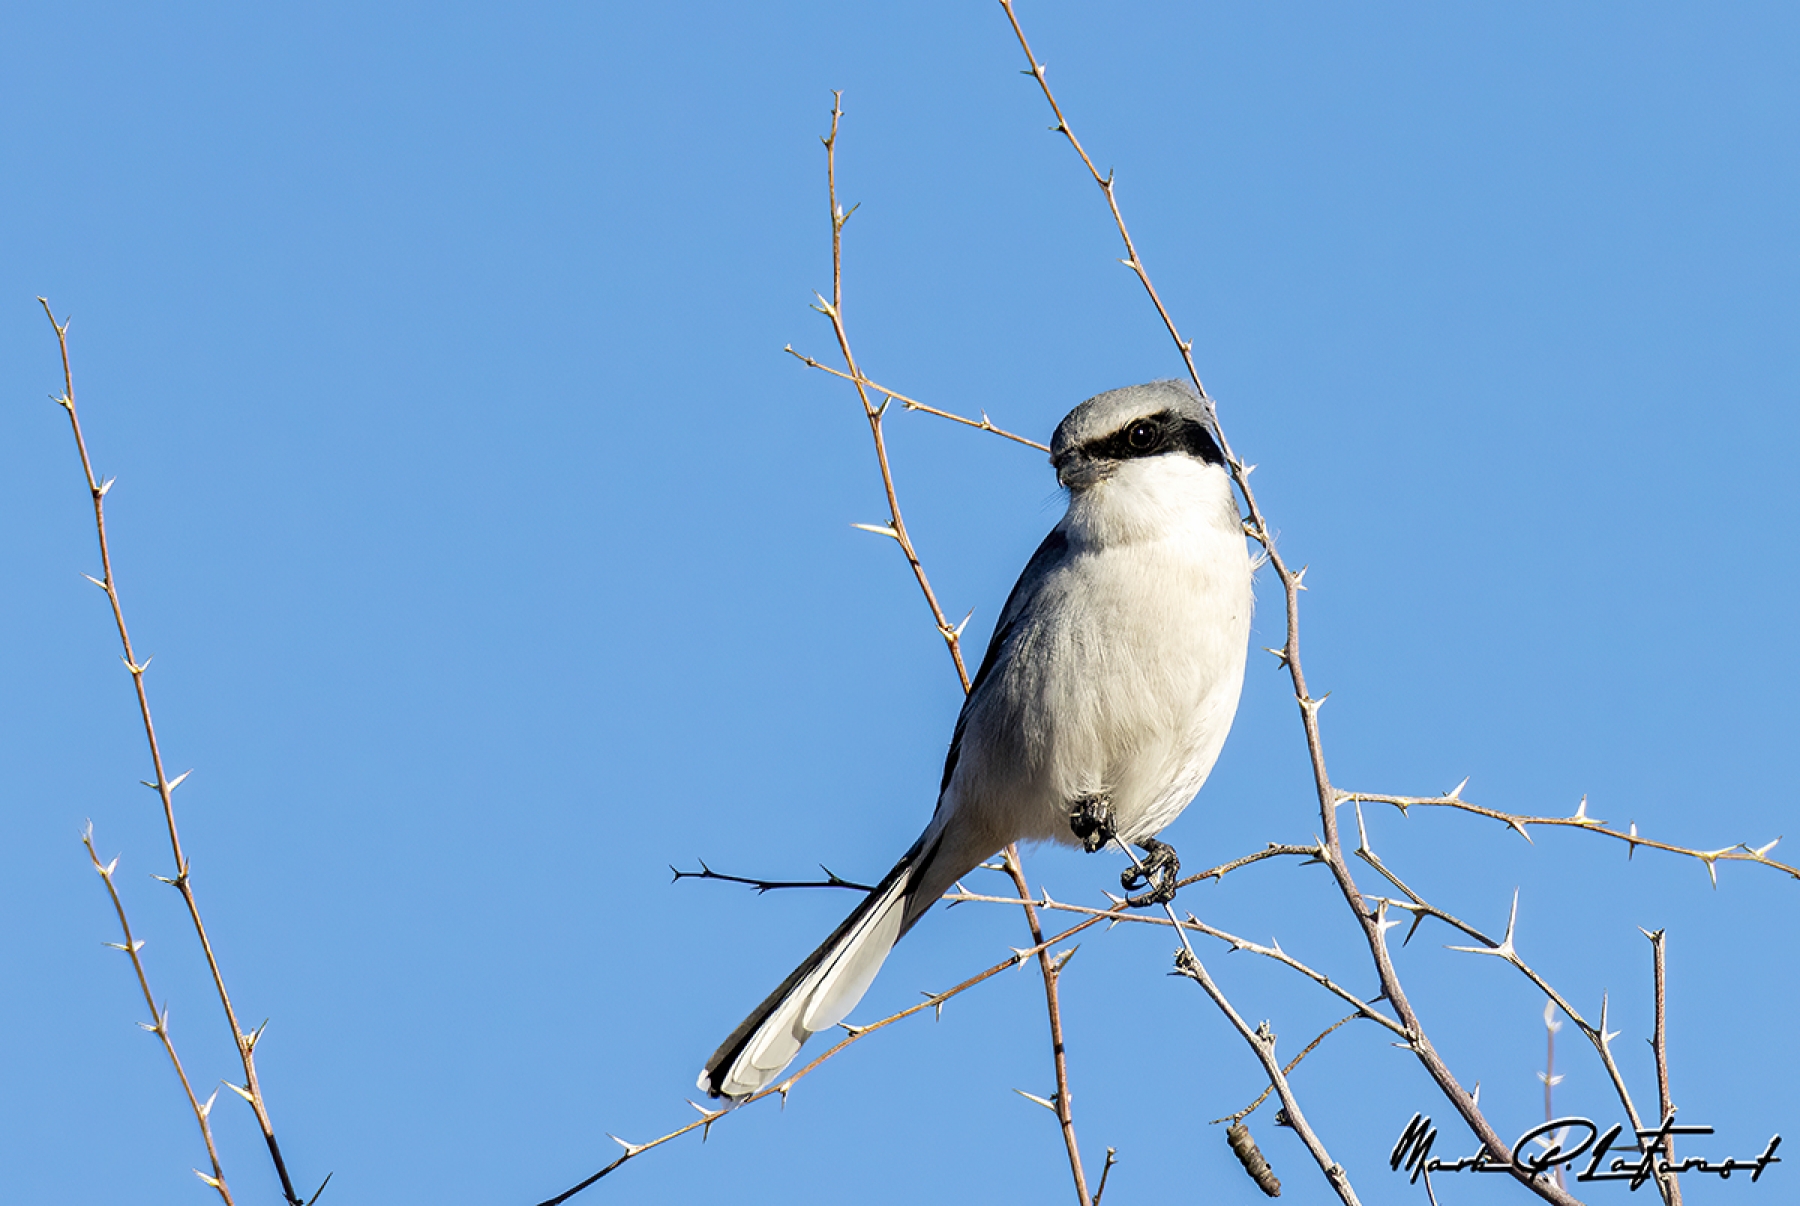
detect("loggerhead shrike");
top-left (700, 380), bottom-right (1253, 1100)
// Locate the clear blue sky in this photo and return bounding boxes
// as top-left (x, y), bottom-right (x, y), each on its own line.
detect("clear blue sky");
top-left (3, 4), bottom-right (1795, 1204)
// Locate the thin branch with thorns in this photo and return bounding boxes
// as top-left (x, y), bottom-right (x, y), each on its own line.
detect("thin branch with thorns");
top-left (1373, 855), bottom-right (1689, 1198)
top-left (997, 1), bottom-right (1209, 394)
top-left (944, 887), bottom-right (1406, 1040)
top-left (39, 299), bottom-right (310, 1206)
top-left (999, 846), bottom-right (1092, 1205)
top-left (1214, 1012), bottom-right (1361, 1128)
top-left (542, 93), bottom-right (1128, 1206)
top-left (1171, 943), bottom-right (1360, 1204)
top-left (82, 826), bottom-right (234, 1205)
top-left (533, 910), bottom-right (1115, 1205)
top-left (670, 861), bottom-right (873, 893)
top-left (785, 350), bottom-right (1050, 452)
top-left (1646, 929), bottom-right (1683, 1205)
top-left (1346, 789), bottom-right (1794, 884)
top-left (815, 97), bottom-right (971, 694)
top-left (1355, 803), bottom-right (1680, 1203)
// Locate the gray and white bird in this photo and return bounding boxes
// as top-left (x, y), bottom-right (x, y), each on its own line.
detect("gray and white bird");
top-left (700, 380), bottom-right (1253, 1100)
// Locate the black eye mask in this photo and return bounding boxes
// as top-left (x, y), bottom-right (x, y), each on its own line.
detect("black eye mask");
top-left (1082, 409), bottom-right (1225, 467)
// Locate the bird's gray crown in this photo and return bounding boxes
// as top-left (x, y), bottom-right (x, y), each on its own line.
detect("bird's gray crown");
top-left (1050, 381), bottom-right (1225, 484)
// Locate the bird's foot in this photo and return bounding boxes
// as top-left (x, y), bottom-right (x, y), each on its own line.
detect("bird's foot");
top-left (1122, 838), bottom-right (1180, 908)
top-left (1068, 794), bottom-right (1117, 854)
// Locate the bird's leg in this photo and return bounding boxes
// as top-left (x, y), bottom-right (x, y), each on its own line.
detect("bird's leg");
top-left (1121, 837), bottom-right (1180, 908)
top-left (1067, 793), bottom-right (1117, 854)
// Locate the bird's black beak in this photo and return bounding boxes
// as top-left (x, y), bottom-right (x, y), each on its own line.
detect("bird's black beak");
top-left (1054, 450), bottom-right (1107, 490)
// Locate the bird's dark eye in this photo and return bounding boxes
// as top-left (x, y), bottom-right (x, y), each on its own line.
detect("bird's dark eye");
top-left (1127, 421), bottom-right (1157, 451)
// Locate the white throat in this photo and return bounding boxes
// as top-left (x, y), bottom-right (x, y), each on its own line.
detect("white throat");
top-left (1060, 456), bottom-right (1241, 549)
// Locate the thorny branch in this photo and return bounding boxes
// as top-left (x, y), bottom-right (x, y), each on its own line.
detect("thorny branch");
top-left (999, 846), bottom-right (1091, 1206)
top-left (1089, 835), bottom-right (1360, 1205)
top-left (1646, 929), bottom-right (1683, 1205)
top-left (1346, 790), bottom-right (1795, 885)
top-left (1214, 1013), bottom-right (1361, 1127)
top-left (816, 96), bottom-right (970, 694)
top-left (994, 9), bottom-right (1371, 1201)
top-left (679, 841), bottom-right (1315, 905)
top-left (785, 350), bottom-right (1050, 453)
top-left (1172, 942), bottom-right (1361, 1205)
top-left (1354, 806), bottom-right (1680, 1204)
top-left (669, 860), bottom-right (873, 893)
top-left (944, 887), bottom-right (1406, 1040)
top-left (995, 2), bottom-right (1207, 396)
top-left (534, 911), bottom-right (1113, 1205)
top-left (82, 827), bottom-right (234, 1205)
top-left (1176, 843), bottom-right (1321, 890)
top-left (39, 299), bottom-right (310, 1206)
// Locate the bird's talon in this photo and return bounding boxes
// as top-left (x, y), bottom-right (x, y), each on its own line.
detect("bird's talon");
top-left (1122, 838), bottom-right (1180, 907)
top-left (1069, 794), bottom-right (1117, 854)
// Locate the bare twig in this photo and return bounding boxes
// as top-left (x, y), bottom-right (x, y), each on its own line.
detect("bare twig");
top-left (1000, 847), bottom-right (1092, 1206)
top-left (82, 828), bottom-right (233, 1204)
top-left (1432, 889), bottom-right (1683, 1204)
top-left (1360, 802), bottom-right (1679, 1202)
top-left (1176, 842), bottom-right (1320, 890)
top-left (676, 838), bottom-right (1311, 903)
top-left (785, 349), bottom-right (1050, 452)
top-left (534, 910), bottom-right (1113, 1205)
top-left (1541, 1000), bottom-right (1568, 1193)
top-left (1091, 1148), bottom-right (1118, 1206)
top-left (815, 97), bottom-right (970, 693)
top-left (1346, 790), bottom-right (1795, 884)
top-left (670, 860), bottom-right (873, 893)
top-left (1214, 1012), bottom-right (1361, 1126)
top-left (995, 1), bottom-right (1208, 396)
top-left (1646, 929), bottom-right (1683, 1205)
top-left (945, 888), bottom-right (1406, 1039)
top-left (1544, 999), bottom-right (1558, 1122)
top-left (1172, 947), bottom-right (1360, 1204)
top-left (1114, 840), bottom-right (1362, 1203)
top-left (39, 299), bottom-right (307, 1206)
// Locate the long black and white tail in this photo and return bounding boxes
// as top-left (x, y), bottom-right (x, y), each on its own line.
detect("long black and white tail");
top-left (699, 841), bottom-right (930, 1101)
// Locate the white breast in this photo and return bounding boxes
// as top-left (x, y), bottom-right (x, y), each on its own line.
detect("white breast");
top-left (947, 455), bottom-right (1253, 849)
